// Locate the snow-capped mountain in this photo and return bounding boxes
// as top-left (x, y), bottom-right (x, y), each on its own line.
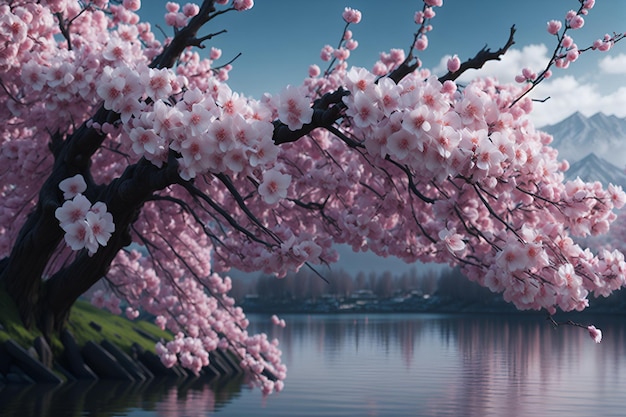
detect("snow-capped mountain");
top-left (564, 152), bottom-right (626, 189)
top-left (542, 112), bottom-right (626, 168)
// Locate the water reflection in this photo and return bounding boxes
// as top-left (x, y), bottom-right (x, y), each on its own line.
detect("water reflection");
top-left (2, 314), bottom-right (626, 417)
top-left (0, 375), bottom-right (245, 417)
top-left (253, 314), bottom-right (626, 417)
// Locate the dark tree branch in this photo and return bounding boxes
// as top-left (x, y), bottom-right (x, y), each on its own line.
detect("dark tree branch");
top-left (438, 25), bottom-right (516, 83)
top-left (215, 173), bottom-right (281, 243)
top-left (181, 182), bottom-right (272, 247)
top-left (388, 60), bottom-right (422, 85)
top-left (388, 2), bottom-right (433, 84)
top-left (191, 29), bottom-right (227, 47)
top-left (325, 125), bottom-right (364, 149)
top-left (272, 88), bottom-right (349, 145)
top-left (55, 12), bottom-right (73, 50)
top-left (385, 157), bottom-right (436, 204)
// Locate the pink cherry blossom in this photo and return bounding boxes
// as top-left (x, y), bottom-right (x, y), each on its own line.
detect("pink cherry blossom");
top-left (424, 8), bottom-right (436, 19)
top-left (447, 55), bottom-right (461, 72)
top-left (129, 126), bottom-right (163, 156)
top-left (333, 47), bottom-right (350, 61)
top-left (210, 47), bottom-right (222, 60)
top-left (182, 3), bottom-right (200, 17)
top-left (123, 0), bottom-right (141, 11)
top-left (566, 48), bottom-right (579, 62)
top-left (85, 209), bottom-right (115, 247)
top-left (166, 2), bottom-right (180, 12)
top-left (415, 35), bottom-right (428, 51)
top-left (277, 85), bottom-right (313, 131)
top-left (258, 169), bottom-right (291, 205)
top-left (271, 314), bottom-right (286, 328)
top-left (562, 34), bottom-right (574, 48)
top-left (439, 228), bottom-right (466, 253)
top-left (308, 64), bottom-right (321, 77)
top-left (125, 307), bottom-right (140, 319)
top-left (345, 90), bottom-right (382, 128)
top-left (345, 67), bottom-right (376, 94)
top-left (342, 7), bottom-right (362, 24)
top-left (320, 44), bottom-right (334, 61)
top-left (387, 128), bottom-right (420, 160)
top-left (345, 39), bottom-right (358, 51)
top-left (233, 0), bottom-right (254, 11)
top-left (402, 105), bottom-right (432, 135)
top-left (141, 67), bottom-right (174, 100)
top-left (184, 102), bottom-right (213, 135)
top-left (375, 78), bottom-right (402, 116)
top-left (547, 20), bottom-right (562, 35)
top-left (568, 14), bottom-right (584, 29)
top-left (59, 174), bottom-right (87, 200)
top-left (97, 68), bottom-right (126, 110)
top-left (55, 194), bottom-right (92, 228)
top-left (587, 325), bottom-right (602, 343)
top-left (63, 220), bottom-right (95, 253)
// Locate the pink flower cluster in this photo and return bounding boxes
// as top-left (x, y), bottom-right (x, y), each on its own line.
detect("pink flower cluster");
top-left (412, 1), bottom-right (443, 56)
top-left (54, 175), bottom-right (115, 256)
top-left (91, 290), bottom-right (123, 315)
top-left (108, 247), bottom-right (286, 390)
top-left (3, 0), bottom-right (625, 395)
top-left (323, 63), bottom-right (626, 315)
top-left (342, 7), bottom-right (362, 24)
top-left (164, 2), bottom-right (201, 28)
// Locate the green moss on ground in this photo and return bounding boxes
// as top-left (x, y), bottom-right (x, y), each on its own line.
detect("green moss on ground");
top-left (67, 300), bottom-right (171, 353)
top-left (0, 286), bottom-right (41, 348)
top-left (0, 286), bottom-right (170, 355)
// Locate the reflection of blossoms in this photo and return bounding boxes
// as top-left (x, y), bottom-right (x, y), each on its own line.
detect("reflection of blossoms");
top-left (55, 175), bottom-right (115, 256)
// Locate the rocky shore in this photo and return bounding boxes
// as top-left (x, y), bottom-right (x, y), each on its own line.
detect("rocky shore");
top-left (0, 322), bottom-right (242, 386)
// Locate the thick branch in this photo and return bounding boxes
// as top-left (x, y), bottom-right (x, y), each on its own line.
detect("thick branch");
top-left (388, 59), bottom-right (421, 85)
top-left (150, 0), bottom-right (218, 69)
top-left (272, 88), bottom-right (349, 145)
top-left (385, 157), bottom-right (436, 204)
top-left (41, 156), bottom-right (182, 333)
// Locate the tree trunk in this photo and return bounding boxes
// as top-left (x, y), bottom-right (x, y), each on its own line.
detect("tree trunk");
top-left (1, 154), bottom-right (181, 338)
top-left (0, 179), bottom-right (66, 329)
top-left (0, 0), bottom-right (223, 337)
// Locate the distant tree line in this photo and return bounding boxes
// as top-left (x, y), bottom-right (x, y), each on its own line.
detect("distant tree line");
top-left (229, 266), bottom-right (483, 301)
top-left (230, 265), bottom-right (626, 312)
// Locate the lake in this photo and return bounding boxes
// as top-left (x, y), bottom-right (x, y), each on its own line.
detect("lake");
top-left (2, 313), bottom-right (626, 417)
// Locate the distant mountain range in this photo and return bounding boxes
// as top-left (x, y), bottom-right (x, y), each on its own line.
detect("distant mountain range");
top-left (565, 152), bottom-right (626, 189)
top-left (542, 112), bottom-right (626, 168)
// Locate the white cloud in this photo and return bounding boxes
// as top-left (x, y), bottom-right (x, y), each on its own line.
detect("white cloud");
top-left (527, 76), bottom-right (626, 127)
top-left (431, 45), bottom-right (626, 127)
top-left (599, 53), bottom-right (626, 74)
top-left (432, 44), bottom-right (551, 85)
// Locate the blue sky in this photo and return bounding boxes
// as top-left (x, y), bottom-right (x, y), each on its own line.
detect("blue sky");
top-left (139, 1), bottom-right (626, 127)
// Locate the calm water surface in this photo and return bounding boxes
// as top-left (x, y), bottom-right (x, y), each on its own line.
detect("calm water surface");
top-left (2, 313), bottom-right (626, 417)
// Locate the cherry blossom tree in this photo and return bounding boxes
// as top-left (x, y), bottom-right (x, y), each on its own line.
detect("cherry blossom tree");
top-left (0, 0), bottom-right (624, 393)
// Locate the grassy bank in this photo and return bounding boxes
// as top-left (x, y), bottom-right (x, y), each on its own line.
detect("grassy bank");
top-left (0, 287), bottom-right (171, 355)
